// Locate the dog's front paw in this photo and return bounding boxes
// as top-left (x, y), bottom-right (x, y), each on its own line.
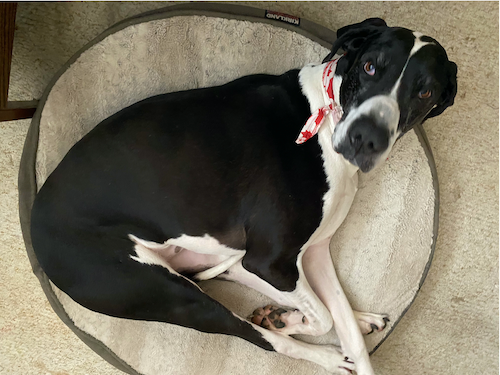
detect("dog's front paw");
top-left (354, 311), bottom-right (390, 335)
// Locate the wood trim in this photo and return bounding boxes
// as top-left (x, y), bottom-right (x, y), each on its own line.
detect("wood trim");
top-left (0, 3), bottom-right (37, 122)
top-left (0, 2), bottom-right (18, 108)
top-left (0, 100), bottom-right (38, 122)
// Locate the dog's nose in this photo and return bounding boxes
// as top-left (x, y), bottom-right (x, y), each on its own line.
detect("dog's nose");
top-left (348, 116), bottom-right (389, 154)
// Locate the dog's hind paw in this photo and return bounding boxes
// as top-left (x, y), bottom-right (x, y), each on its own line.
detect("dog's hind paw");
top-left (248, 305), bottom-right (306, 333)
top-left (354, 311), bottom-right (390, 335)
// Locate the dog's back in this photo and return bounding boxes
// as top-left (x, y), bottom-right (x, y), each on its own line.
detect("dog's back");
top-left (30, 69), bottom-right (327, 314)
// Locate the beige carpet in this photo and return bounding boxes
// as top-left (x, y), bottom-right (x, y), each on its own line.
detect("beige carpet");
top-left (1, 2), bottom-right (498, 375)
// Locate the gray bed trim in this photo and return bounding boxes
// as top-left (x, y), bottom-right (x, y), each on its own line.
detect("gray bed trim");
top-left (18, 3), bottom-right (439, 374)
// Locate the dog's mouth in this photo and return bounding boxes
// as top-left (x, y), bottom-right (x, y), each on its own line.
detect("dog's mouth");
top-left (334, 145), bottom-right (374, 173)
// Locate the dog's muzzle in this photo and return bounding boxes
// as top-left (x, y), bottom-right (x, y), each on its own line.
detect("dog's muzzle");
top-left (333, 95), bottom-right (400, 172)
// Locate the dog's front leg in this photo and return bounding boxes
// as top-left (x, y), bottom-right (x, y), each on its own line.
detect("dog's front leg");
top-left (302, 237), bottom-right (374, 375)
top-left (222, 259), bottom-right (334, 337)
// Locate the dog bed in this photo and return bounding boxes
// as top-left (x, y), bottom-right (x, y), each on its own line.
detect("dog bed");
top-left (19, 4), bottom-right (439, 375)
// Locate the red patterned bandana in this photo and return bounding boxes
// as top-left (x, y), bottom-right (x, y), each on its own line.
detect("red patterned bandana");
top-left (295, 58), bottom-right (343, 144)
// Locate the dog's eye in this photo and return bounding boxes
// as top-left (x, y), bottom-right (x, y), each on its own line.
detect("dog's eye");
top-left (363, 62), bottom-right (376, 76)
top-left (418, 89), bottom-right (432, 99)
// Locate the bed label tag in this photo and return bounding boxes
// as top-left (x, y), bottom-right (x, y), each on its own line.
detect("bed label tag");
top-left (265, 10), bottom-right (300, 26)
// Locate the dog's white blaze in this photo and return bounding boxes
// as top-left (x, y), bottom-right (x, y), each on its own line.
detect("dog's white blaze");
top-left (411, 32), bottom-right (434, 55)
top-left (129, 233), bottom-right (245, 280)
top-left (390, 32), bottom-right (435, 99)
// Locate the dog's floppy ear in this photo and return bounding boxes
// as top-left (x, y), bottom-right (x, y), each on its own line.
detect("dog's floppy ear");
top-left (323, 18), bottom-right (388, 63)
top-left (424, 61), bottom-right (458, 120)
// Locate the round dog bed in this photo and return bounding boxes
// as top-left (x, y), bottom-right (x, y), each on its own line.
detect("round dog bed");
top-left (19, 4), bottom-right (439, 375)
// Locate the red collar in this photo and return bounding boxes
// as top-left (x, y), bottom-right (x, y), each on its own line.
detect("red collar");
top-left (295, 58), bottom-right (343, 144)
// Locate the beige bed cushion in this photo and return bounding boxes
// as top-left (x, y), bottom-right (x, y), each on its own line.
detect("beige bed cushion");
top-left (33, 13), bottom-right (436, 375)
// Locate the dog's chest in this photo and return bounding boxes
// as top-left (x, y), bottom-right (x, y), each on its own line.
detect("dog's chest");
top-left (301, 128), bottom-right (359, 249)
top-left (298, 63), bottom-right (359, 249)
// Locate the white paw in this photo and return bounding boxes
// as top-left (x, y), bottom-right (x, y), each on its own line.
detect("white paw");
top-left (355, 311), bottom-right (390, 335)
top-left (337, 356), bottom-right (355, 374)
top-left (313, 345), bottom-right (355, 374)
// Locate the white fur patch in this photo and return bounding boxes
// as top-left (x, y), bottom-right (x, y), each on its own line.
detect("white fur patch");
top-left (301, 238), bottom-right (374, 375)
top-left (283, 250), bottom-right (334, 336)
top-left (165, 234), bottom-right (244, 256)
top-left (221, 260), bottom-right (293, 307)
top-left (411, 31), bottom-right (434, 56)
top-left (128, 234), bottom-right (203, 291)
top-left (299, 61), bottom-right (359, 249)
top-left (129, 233), bottom-right (245, 281)
top-left (232, 313), bottom-right (354, 374)
top-left (390, 32), bottom-right (435, 98)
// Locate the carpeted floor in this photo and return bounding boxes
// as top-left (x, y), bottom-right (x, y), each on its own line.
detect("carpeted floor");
top-left (0, 2), bottom-right (497, 375)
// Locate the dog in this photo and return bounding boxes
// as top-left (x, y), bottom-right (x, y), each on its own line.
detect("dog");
top-left (30, 18), bottom-right (457, 374)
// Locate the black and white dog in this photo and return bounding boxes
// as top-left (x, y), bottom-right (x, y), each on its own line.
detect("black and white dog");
top-left (31, 18), bottom-right (457, 374)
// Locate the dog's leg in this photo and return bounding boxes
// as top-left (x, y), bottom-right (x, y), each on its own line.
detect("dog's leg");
top-left (222, 259), bottom-right (334, 337)
top-left (248, 304), bottom-right (388, 336)
top-left (73, 256), bottom-right (354, 372)
top-left (302, 237), bottom-right (374, 375)
top-left (247, 319), bottom-right (355, 374)
top-left (222, 259), bottom-right (387, 337)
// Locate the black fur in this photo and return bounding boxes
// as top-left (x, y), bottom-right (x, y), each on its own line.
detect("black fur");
top-left (31, 70), bottom-right (327, 349)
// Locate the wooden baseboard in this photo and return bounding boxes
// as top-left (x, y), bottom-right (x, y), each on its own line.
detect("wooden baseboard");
top-left (1, 3), bottom-right (18, 108)
top-left (0, 3), bottom-right (36, 122)
top-left (0, 101), bottom-right (38, 122)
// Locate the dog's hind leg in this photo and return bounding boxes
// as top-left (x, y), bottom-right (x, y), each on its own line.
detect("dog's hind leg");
top-left (246, 304), bottom-right (388, 336)
top-left (221, 258), bottom-right (334, 337)
top-left (34, 225), bottom-right (354, 373)
top-left (248, 322), bottom-right (355, 375)
top-left (59, 248), bottom-right (353, 373)
top-left (222, 257), bottom-right (386, 338)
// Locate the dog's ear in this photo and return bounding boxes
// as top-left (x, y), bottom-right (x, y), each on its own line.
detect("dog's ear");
top-left (323, 18), bottom-right (388, 63)
top-left (424, 61), bottom-right (458, 120)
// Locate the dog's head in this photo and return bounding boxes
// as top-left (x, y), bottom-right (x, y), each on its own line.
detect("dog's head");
top-left (324, 18), bottom-right (457, 172)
